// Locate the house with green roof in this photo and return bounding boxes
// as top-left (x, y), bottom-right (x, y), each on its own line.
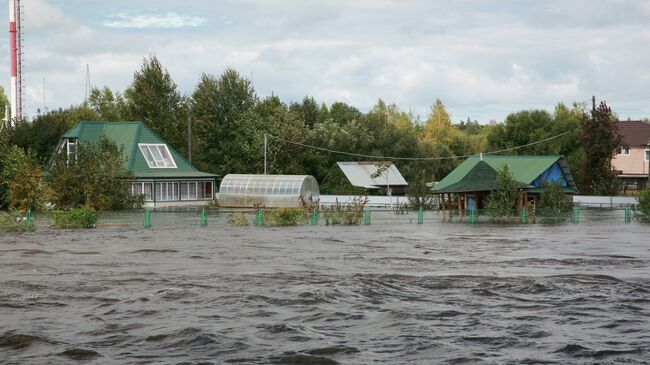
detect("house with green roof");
top-left (433, 155), bottom-right (577, 210)
top-left (55, 121), bottom-right (217, 206)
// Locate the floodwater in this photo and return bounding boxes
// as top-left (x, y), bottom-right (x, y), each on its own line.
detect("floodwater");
top-left (1, 212), bottom-right (649, 364)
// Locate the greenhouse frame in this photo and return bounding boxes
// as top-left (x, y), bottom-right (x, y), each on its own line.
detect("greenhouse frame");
top-left (218, 174), bottom-right (320, 208)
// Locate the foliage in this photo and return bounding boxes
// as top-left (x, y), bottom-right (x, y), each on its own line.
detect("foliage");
top-left (485, 164), bottom-right (519, 213)
top-left (88, 86), bottom-right (127, 120)
top-left (52, 207), bottom-right (98, 229)
top-left (637, 185), bottom-right (650, 220)
top-left (124, 56), bottom-right (188, 156)
top-left (0, 211), bottom-right (33, 232)
top-left (8, 106), bottom-right (98, 163)
top-left (539, 180), bottom-right (573, 211)
top-left (407, 174), bottom-right (436, 209)
top-left (0, 146), bottom-right (45, 211)
top-left (46, 136), bottom-right (139, 210)
top-left (578, 101), bottom-right (621, 195)
top-left (266, 207), bottom-right (306, 226)
top-left (323, 196), bottom-right (368, 225)
top-left (226, 212), bottom-right (249, 226)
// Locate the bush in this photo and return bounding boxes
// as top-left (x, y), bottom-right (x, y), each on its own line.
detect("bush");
top-left (226, 212), bottom-right (249, 226)
top-left (323, 196), bottom-right (367, 225)
top-left (637, 186), bottom-right (650, 220)
top-left (0, 211), bottom-right (33, 232)
top-left (407, 174), bottom-right (436, 209)
top-left (266, 208), bottom-right (306, 226)
top-left (52, 207), bottom-right (98, 229)
top-left (539, 180), bottom-right (573, 212)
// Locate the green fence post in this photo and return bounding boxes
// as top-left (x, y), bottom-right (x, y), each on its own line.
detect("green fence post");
top-left (625, 207), bottom-right (631, 223)
top-left (572, 207), bottom-right (579, 224)
top-left (521, 207), bottom-right (527, 224)
top-left (310, 209), bottom-right (318, 225)
top-left (469, 208), bottom-right (476, 224)
top-left (200, 207), bottom-right (207, 226)
top-left (144, 209), bottom-right (151, 228)
top-left (255, 210), bottom-right (260, 226)
top-left (417, 207), bottom-right (423, 224)
top-left (25, 209), bottom-right (33, 229)
top-left (363, 209), bottom-right (371, 225)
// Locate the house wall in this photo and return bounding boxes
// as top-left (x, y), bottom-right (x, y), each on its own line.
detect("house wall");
top-left (612, 147), bottom-right (649, 175)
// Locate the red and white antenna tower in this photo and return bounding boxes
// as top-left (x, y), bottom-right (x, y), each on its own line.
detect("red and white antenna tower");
top-left (9, 0), bottom-right (23, 125)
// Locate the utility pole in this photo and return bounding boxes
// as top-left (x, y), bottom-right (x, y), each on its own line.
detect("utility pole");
top-left (264, 133), bottom-right (268, 174)
top-left (592, 95), bottom-right (596, 111)
top-left (187, 116), bottom-right (192, 163)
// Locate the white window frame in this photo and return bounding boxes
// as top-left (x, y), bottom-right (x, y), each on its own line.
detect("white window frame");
top-left (131, 182), bottom-right (153, 201)
top-left (66, 139), bottom-right (77, 163)
top-left (623, 147), bottom-right (630, 156)
top-left (645, 150), bottom-right (650, 161)
top-left (138, 143), bottom-right (177, 168)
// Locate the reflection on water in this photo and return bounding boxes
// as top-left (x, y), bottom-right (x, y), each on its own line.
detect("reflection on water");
top-left (1, 215), bottom-right (649, 364)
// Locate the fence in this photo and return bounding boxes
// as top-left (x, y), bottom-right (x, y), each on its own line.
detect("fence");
top-left (9, 206), bottom-right (646, 231)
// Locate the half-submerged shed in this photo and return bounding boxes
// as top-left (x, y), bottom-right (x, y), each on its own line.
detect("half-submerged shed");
top-left (218, 174), bottom-right (319, 208)
top-left (433, 155), bottom-right (577, 210)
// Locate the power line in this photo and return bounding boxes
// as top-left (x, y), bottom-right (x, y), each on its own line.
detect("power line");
top-left (267, 130), bottom-right (575, 161)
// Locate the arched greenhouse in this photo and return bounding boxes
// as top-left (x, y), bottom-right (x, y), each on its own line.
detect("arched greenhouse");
top-left (218, 174), bottom-right (320, 208)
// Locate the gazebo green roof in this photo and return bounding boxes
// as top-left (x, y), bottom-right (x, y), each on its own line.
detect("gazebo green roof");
top-left (60, 121), bottom-right (217, 179)
top-left (433, 155), bottom-right (576, 193)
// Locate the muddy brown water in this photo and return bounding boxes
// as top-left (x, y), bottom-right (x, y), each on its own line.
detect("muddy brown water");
top-left (1, 211), bottom-right (649, 364)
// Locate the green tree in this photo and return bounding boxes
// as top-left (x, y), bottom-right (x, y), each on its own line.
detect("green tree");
top-left (0, 146), bottom-right (44, 211)
top-left (637, 185), bottom-right (650, 219)
top-left (191, 69), bottom-right (257, 175)
top-left (89, 86), bottom-right (127, 120)
top-left (125, 56), bottom-right (188, 156)
top-left (0, 85), bottom-right (9, 122)
top-left (407, 174), bottom-right (436, 209)
top-left (47, 136), bottom-right (137, 210)
top-left (485, 164), bottom-right (519, 211)
top-left (578, 101), bottom-right (621, 195)
top-left (539, 180), bottom-right (572, 211)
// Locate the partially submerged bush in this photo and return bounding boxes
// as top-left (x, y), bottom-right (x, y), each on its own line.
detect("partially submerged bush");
top-left (0, 211), bottom-right (33, 232)
top-left (226, 212), bottom-right (249, 226)
top-left (52, 207), bottom-right (98, 229)
top-left (539, 180), bottom-right (573, 211)
top-left (266, 208), bottom-right (306, 226)
top-left (323, 196), bottom-right (368, 225)
top-left (637, 186), bottom-right (650, 220)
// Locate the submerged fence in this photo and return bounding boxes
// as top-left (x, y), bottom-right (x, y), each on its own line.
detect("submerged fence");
top-left (10, 206), bottom-right (646, 231)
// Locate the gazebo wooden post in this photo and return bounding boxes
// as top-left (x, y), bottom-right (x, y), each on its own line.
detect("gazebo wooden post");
top-left (440, 193), bottom-right (445, 220)
top-left (524, 190), bottom-right (529, 209)
top-left (449, 193), bottom-right (453, 219)
top-left (517, 189), bottom-right (522, 213)
top-left (457, 192), bottom-right (462, 220)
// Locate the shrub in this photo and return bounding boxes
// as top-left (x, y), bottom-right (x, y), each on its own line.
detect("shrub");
top-left (52, 207), bottom-right (98, 229)
top-left (266, 208), bottom-right (306, 226)
top-left (323, 196), bottom-right (367, 225)
top-left (226, 212), bottom-right (249, 226)
top-left (407, 174), bottom-right (436, 209)
top-left (0, 211), bottom-right (33, 232)
top-left (539, 180), bottom-right (573, 212)
top-left (637, 186), bottom-right (650, 220)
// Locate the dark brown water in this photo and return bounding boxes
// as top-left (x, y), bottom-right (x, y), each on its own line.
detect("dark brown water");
top-left (1, 213), bottom-right (649, 364)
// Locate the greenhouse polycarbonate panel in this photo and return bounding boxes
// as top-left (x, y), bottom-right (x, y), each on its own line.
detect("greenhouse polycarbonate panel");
top-left (218, 174), bottom-right (320, 208)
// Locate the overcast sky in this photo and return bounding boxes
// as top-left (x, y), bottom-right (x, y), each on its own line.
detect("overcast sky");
top-left (1, 0), bottom-right (650, 122)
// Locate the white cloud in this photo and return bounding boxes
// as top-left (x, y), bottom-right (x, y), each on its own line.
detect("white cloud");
top-left (104, 12), bottom-right (206, 29)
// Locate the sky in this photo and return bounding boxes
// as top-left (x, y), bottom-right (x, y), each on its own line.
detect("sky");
top-left (1, 0), bottom-right (650, 122)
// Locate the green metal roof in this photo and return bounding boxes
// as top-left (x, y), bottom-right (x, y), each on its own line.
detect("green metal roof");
top-left (435, 160), bottom-right (528, 193)
top-left (60, 121), bottom-right (217, 179)
top-left (434, 155), bottom-right (575, 193)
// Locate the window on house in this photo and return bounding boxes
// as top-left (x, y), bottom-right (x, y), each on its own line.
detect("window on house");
top-left (155, 182), bottom-right (179, 201)
top-left (67, 139), bottom-right (77, 163)
top-left (180, 181), bottom-right (213, 200)
top-left (646, 150), bottom-right (650, 161)
top-left (131, 182), bottom-right (153, 201)
top-left (623, 147), bottom-right (630, 156)
top-left (139, 144), bottom-right (177, 168)
top-left (616, 147), bottom-right (622, 155)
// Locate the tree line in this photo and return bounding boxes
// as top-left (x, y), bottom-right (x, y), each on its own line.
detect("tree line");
top-left (0, 55), bottom-right (626, 211)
